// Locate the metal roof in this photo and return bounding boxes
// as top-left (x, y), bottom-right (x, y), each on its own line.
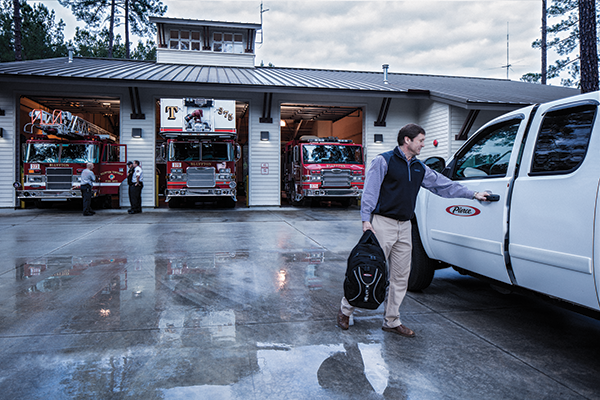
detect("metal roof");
top-left (0, 57), bottom-right (580, 107)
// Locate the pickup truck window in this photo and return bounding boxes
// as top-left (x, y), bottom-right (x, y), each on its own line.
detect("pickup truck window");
top-left (531, 105), bottom-right (596, 175)
top-left (452, 119), bottom-right (521, 180)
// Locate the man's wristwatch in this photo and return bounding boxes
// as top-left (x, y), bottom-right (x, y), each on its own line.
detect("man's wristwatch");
top-left (472, 191), bottom-right (478, 199)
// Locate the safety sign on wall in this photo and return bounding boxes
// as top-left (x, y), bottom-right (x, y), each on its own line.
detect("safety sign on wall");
top-left (261, 163), bottom-right (269, 175)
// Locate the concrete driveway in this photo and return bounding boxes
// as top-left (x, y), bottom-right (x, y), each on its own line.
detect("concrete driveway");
top-left (0, 206), bottom-right (599, 399)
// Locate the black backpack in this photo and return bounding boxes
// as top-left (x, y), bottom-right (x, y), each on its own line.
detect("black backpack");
top-left (343, 230), bottom-right (388, 309)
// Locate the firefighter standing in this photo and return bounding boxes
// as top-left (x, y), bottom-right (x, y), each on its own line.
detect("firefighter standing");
top-left (128, 160), bottom-right (143, 214)
top-left (81, 162), bottom-right (95, 216)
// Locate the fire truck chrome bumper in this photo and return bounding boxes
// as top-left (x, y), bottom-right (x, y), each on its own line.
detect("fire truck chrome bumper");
top-left (303, 189), bottom-right (362, 198)
top-left (166, 189), bottom-right (236, 200)
top-left (16, 190), bottom-right (82, 199)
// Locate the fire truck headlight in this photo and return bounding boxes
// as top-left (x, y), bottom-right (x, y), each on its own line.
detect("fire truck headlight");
top-left (28, 176), bottom-right (43, 183)
top-left (172, 168), bottom-right (183, 173)
top-left (219, 168), bottom-right (231, 173)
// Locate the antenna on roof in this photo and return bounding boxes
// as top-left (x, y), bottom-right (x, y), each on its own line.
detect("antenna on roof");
top-left (257, 1), bottom-right (269, 45)
top-left (501, 22), bottom-right (511, 80)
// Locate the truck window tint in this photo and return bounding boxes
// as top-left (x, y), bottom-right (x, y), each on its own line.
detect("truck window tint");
top-left (170, 142), bottom-right (200, 161)
top-left (531, 105), bottom-right (596, 174)
top-left (302, 145), bottom-right (363, 164)
top-left (60, 144), bottom-right (98, 163)
top-left (26, 143), bottom-right (60, 163)
top-left (103, 145), bottom-right (121, 162)
top-left (453, 120), bottom-right (521, 179)
top-left (201, 143), bottom-right (230, 161)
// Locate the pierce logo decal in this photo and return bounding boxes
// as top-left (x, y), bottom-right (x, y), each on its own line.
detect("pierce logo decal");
top-left (446, 205), bottom-right (481, 217)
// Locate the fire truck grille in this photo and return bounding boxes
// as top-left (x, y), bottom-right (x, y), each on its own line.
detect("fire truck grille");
top-left (187, 167), bottom-right (216, 188)
top-left (322, 170), bottom-right (351, 188)
top-left (46, 167), bottom-right (73, 190)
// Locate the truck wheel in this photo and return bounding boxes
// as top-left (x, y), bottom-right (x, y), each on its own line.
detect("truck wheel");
top-left (408, 223), bottom-right (436, 292)
top-left (221, 197), bottom-right (236, 208)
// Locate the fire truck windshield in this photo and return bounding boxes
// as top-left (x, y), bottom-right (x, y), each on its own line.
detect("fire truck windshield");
top-left (25, 143), bottom-right (99, 163)
top-left (169, 142), bottom-right (231, 162)
top-left (302, 144), bottom-right (363, 164)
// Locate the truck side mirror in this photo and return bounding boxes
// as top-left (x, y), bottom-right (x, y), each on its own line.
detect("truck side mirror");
top-left (235, 144), bottom-right (242, 162)
top-left (424, 156), bottom-right (445, 173)
top-left (293, 147), bottom-right (299, 163)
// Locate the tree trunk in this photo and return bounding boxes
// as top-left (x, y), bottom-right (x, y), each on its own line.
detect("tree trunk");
top-left (579, 0), bottom-right (599, 93)
top-left (542, 0), bottom-right (547, 85)
top-left (125, 0), bottom-right (130, 58)
top-left (108, 0), bottom-right (116, 58)
top-left (12, 0), bottom-right (22, 61)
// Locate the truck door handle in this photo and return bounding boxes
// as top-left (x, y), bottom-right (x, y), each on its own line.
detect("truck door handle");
top-left (486, 193), bottom-right (500, 202)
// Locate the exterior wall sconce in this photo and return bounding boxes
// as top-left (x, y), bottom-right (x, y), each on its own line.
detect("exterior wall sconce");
top-left (374, 134), bottom-right (383, 143)
top-left (132, 128), bottom-right (142, 138)
top-left (0, 128), bottom-right (3, 138)
top-left (260, 131), bottom-right (270, 141)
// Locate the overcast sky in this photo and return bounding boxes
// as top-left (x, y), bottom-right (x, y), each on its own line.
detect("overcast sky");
top-left (35, 0), bottom-right (565, 85)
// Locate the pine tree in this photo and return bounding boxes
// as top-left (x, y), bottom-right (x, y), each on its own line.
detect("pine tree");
top-left (521, 0), bottom-right (600, 88)
top-left (58, 0), bottom-right (166, 59)
top-left (0, 0), bottom-right (68, 62)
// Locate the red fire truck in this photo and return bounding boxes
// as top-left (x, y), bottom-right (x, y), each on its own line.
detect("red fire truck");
top-left (14, 109), bottom-right (127, 207)
top-left (282, 136), bottom-right (365, 206)
top-left (160, 98), bottom-right (240, 208)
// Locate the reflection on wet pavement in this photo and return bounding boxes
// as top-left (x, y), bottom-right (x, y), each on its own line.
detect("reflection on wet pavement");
top-left (0, 208), bottom-right (599, 399)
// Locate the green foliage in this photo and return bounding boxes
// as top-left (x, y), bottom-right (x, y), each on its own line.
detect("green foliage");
top-left (69, 26), bottom-right (156, 60)
top-left (58, 0), bottom-right (166, 40)
top-left (0, 0), bottom-right (68, 62)
top-left (521, 0), bottom-right (599, 87)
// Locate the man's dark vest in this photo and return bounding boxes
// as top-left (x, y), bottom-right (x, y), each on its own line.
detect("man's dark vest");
top-left (373, 147), bottom-right (426, 221)
top-left (127, 168), bottom-right (133, 185)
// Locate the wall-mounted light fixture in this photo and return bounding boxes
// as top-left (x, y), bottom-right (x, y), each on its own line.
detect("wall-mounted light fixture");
top-left (374, 134), bottom-right (383, 143)
top-left (132, 128), bottom-right (142, 138)
top-left (0, 128), bottom-right (3, 138)
top-left (260, 131), bottom-right (270, 141)
top-left (280, 120), bottom-right (286, 127)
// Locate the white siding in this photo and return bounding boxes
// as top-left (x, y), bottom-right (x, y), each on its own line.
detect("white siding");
top-left (0, 92), bottom-right (16, 208)
top-left (120, 90), bottom-right (156, 209)
top-left (248, 94), bottom-right (280, 206)
top-left (418, 101), bottom-right (451, 160)
top-left (364, 98), bottom-right (419, 166)
top-left (156, 49), bottom-right (255, 68)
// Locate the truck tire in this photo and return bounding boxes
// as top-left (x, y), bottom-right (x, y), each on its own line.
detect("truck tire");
top-left (408, 223), bottom-right (436, 292)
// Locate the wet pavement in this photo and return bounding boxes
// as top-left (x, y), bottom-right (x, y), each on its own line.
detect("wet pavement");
top-left (1, 206), bottom-right (599, 399)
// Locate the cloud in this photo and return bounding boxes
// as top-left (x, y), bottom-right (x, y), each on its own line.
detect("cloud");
top-left (36, 0), bottom-right (556, 82)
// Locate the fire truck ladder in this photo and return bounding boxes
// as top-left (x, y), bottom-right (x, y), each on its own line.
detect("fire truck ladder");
top-left (24, 109), bottom-right (116, 140)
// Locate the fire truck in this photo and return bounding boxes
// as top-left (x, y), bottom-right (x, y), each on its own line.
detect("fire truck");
top-left (160, 98), bottom-right (240, 208)
top-left (282, 136), bottom-right (365, 206)
top-left (14, 109), bottom-right (127, 207)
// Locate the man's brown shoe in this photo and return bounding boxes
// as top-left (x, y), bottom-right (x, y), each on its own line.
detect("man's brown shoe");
top-left (337, 309), bottom-right (350, 330)
top-left (382, 324), bottom-right (415, 337)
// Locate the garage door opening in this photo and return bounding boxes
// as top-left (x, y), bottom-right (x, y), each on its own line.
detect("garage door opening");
top-left (280, 104), bottom-right (364, 207)
top-left (17, 96), bottom-right (122, 209)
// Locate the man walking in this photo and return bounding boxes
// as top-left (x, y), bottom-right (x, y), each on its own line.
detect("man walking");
top-left (338, 124), bottom-right (490, 337)
top-left (129, 160), bottom-right (143, 214)
top-left (80, 162), bottom-right (96, 216)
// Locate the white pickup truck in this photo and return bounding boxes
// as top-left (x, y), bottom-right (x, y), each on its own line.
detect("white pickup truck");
top-left (410, 91), bottom-right (600, 315)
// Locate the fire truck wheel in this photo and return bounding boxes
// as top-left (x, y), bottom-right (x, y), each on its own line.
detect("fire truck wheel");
top-left (168, 198), bottom-right (183, 208)
top-left (220, 197), bottom-right (236, 208)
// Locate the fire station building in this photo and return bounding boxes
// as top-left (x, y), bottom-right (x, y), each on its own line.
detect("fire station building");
top-left (0, 17), bottom-right (578, 209)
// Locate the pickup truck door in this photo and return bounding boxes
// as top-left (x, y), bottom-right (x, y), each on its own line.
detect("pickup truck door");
top-left (418, 112), bottom-right (531, 284)
top-left (508, 98), bottom-right (600, 311)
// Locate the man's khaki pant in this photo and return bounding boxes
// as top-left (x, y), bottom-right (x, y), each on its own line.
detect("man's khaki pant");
top-left (341, 214), bottom-right (412, 328)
